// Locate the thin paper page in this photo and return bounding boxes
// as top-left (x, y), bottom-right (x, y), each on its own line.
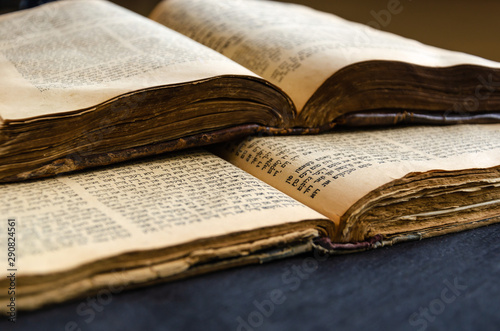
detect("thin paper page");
top-left (0, 150), bottom-right (325, 275)
top-left (0, 0), bottom-right (256, 121)
top-left (152, 0), bottom-right (500, 111)
top-left (215, 124), bottom-right (500, 225)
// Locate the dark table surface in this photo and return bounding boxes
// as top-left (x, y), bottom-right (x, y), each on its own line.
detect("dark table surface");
top-left (3, 222), bottom-right (500, 331)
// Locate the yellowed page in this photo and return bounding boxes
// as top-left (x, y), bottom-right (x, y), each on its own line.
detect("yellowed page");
top-left (152, 0), bottom-right (500, 111)
top-left (0, 0), bottom-right (256, 121)
top-left (0, 149), bottom-right (326, 276)
top-left (215, 124), bottom-right (500, 227)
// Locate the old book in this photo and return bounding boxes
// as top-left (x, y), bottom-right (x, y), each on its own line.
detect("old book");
top-left (1, 123), bottom-right (499, 312)
top-left (214, 124), bottom-right (500, 244)
top-left (1, 0), bottom-right (500, 182)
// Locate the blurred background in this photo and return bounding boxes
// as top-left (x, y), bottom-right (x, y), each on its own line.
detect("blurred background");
top-left (1, 0), bottom-right (499, 62)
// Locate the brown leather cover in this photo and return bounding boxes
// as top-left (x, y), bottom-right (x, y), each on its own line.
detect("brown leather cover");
top-left (4, 109), bottom-right (500, 182)
top-left (0, 124), bottom-right (261, 182)
top-left (335, 110), bottom-right (500, 127)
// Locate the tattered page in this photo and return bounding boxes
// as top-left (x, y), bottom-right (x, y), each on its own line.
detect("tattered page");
top-left (215, 124), bottom-right (500, 230)
top-left (152, 0), bottom-right (500, 112)
top-left (0, 0), bottom-right (256, 121)
top-left (0, 150), bottom-right (330, 309)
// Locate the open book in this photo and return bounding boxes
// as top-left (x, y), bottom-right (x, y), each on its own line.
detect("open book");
top-left (1, 0), bottom-right (500, 182)
top-left (1, 123), bottom-right (499, 311)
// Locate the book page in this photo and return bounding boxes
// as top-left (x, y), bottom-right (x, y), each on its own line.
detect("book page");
top-left (215, 124), bottom-right (500, 227)
top-left (152, 0), bottom-right (500, 111)
top-left (0, 149), bottom-right (326, 275)
top-left (0, 0), bottom-right (256, 121)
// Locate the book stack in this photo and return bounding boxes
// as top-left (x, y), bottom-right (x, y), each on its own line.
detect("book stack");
top-left (0, 0), bottom-right (499, 311)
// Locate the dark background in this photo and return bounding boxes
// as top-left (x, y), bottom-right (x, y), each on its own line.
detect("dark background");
top-left (1, 1), bottom-right (499, 330)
